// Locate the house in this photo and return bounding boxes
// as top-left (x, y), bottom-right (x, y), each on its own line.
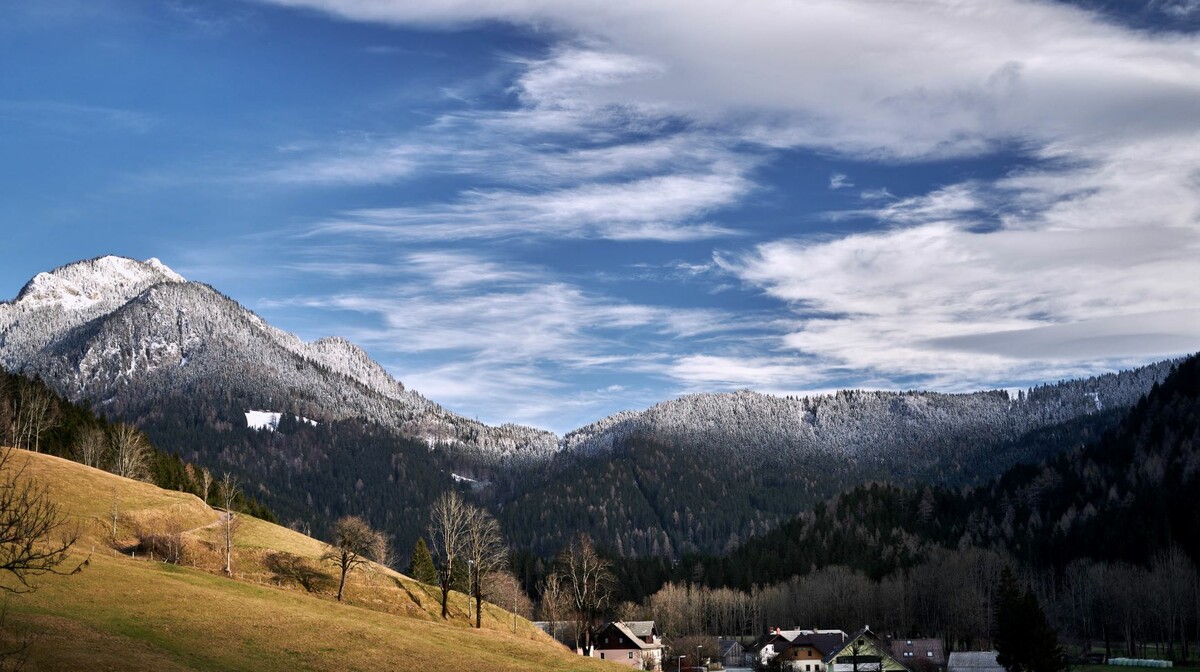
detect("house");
top-left (889, 639), bottom-right (946, 671)
top-left (947, 651), bottom-right (1004, 672)
top-left (823, 627), bottom-right (911, 672)
top-left (719, 639), bottom-right (747, 669)
top-left (749, 628), bottom-right (850, 671)
top-left (591, 621), bottom-right (665, 670)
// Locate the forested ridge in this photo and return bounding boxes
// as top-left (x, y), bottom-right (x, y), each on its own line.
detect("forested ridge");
top-left (604, 353), bottom-right (1200, 601)
top-left (0, 368), bottom-right (273, 519)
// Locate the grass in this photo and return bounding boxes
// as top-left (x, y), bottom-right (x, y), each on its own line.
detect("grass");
top-left (3, 449), bottom-right (617, 672)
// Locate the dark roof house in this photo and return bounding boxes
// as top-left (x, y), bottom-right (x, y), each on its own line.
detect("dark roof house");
top-left (889, 638), bottom-right (946, 669)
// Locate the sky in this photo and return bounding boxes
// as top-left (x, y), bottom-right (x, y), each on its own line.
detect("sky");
top-left (2, 0), bottom-right (1199, 433)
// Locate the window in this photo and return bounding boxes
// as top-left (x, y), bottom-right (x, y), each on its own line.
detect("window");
top-left (928, 652), bottom-right (934, 657)
top-left (628, 652), bottom-right (634, 659)
top-left (600, 653), bottom-right (605, 660)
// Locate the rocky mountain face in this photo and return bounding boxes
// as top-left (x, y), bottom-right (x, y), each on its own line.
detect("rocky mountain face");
top-left (0, 256), bottom-right (558, 460)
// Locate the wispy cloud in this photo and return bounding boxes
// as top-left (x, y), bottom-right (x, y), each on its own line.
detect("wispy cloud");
top-left (0, 100), bottom-right (154, 134)
top-left (245, 0), bottom-right (1200, 410)
top-left (260, 250), bottom-right (754, 427)
top-left (722, 136), bottom-right (1200, 389)
top-left (307, 173), bottom-right (748, 242)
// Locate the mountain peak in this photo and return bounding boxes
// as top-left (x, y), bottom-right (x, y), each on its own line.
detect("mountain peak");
top-left (13, 255), bottom-right (185, 310)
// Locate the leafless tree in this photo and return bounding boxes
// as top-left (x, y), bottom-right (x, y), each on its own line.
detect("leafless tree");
top-left (557, 534), bottom-right (614, 652)
top-left (108, 424), bottom-right (150, 481)
top-left (429, 490), bottom-right (470, 619)
top-left (198, 468), bottom-right (213, 508)
top-left (322, 515), bottom-right (385, 602)
top-left (486, 570), bottom-right (534, 620)
top-left (108, 487), bottom-right (120, 541)
top-left (73, 427), bottom-right (107, 470)
top-left (14, 380), bottom-right (58, 454)
top-left (540, 571), bottom-right (575, 646)
top-left (463, 504), bottom-right (507, 628)
top-left (0, 447), bottom-right (81, 593)
top-left (217, 473), bottom-right (239, 576)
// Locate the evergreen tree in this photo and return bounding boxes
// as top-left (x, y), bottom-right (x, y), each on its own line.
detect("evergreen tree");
top-left (994, 567), bottom-right (1067, 672)
top-left (408, 537), bottom-right (437, 585)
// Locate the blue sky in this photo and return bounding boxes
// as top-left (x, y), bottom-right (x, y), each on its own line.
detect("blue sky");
top-left (2, 0), bottom-right (1199, 433)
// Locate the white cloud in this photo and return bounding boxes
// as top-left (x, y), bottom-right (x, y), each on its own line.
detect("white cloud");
top-left (829, 173), bottom-right (853, 190)
top-left (251, 0), bottom-right (1200, 399)
top-left (258, 249), bottom-right (764, 427)
top-left (254, 0), bottom-right (1200, 158)
top-left (307, 172), bottom-right (749, 241)
top-left (722, 137), bottom-right (1200, 388)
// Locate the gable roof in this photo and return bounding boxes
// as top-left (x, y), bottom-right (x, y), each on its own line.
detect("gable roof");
top-left (823, 626), bottom-right (909, 669)
top-left (594, 621), bottom-right (663, 650)
top-left (719, 639), bottom-right (744, 657)
top-left (751, 629), bottom-right (848, 656)
top-left (624, 621), bottom-right (658, 638)
top-left (890, 638), bottom-right (946, 665)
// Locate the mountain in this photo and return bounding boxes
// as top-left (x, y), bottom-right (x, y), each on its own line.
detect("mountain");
top-left (0, 256), bottom-right (1182, 563)
top-left (495, 363), bottom-right (1174, 558)
top-left (0, 256), bottom-right (558, 460)
top-left (667, 352), bottom-right (1200, 591)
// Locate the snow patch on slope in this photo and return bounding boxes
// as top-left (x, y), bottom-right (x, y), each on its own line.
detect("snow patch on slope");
top-left (245, 410), bottom-right (318, 432)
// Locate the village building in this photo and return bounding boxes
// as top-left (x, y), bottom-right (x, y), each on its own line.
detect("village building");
top-left (719, 639), bottom-right (747, 669)
top-left (590, 621), bottom-right (665, 670)
top-left (749, 628), bottom-right (851, 671)
top-left (889, 638), bottom-right (946, 672)
top-left (823, 627), bottom-right (911, 672)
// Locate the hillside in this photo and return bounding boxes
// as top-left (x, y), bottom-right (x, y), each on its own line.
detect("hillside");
top-left (492, 370), bottom-right (1167, 558)
top-left (2, 449), bottom-right (612, 672)
top-left (656, 353), bottom-right (1200, 591)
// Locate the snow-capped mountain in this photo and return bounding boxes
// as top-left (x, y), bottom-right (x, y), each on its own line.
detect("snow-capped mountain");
top-left (0, 256), bottom-right (558, 458)
top-left (561, 362), bottom-right (1175, 462)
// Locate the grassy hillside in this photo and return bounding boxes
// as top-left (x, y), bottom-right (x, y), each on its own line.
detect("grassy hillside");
top-left (3, 449), bottom-right (614, 672)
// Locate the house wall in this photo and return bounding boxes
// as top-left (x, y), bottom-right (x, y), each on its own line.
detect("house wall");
top-left (782, 645), bottom-right (828, 672)
top-left (592, 647), bottom-right (662, 669)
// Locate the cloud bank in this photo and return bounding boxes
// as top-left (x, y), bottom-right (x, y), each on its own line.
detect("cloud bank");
top-left (253, 0), bottom-right (1200, 412)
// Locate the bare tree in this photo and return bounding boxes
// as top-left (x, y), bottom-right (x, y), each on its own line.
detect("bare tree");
top-left (108, 487), bottom-right (120, 541)
top-left (463, 504), bottom-right (508, 628)
top-left (217, 473), bottom-right (239, 576)
top-left (540, 571), bottom-right (574, 647)
top-left (429, 490), bottom-right (470, 619)
top-left (14, 380), bottom-right (58, 454)
top-left (73, 427), bottom-right (108, 470)
top-left (557, 534), bottom-right (614, 652)
top-left (485, 570), bottom-right (534, 620)
top-left (198, 468), bottom-right (213, 508)
top-left (0, 447), bottom-right (81, 592)
top-left (322, 516), bottom-right (385, 602)
top-left (109, 424), bottom-right (150, 481)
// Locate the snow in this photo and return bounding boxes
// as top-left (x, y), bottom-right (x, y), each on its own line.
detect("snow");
top-left (245, 410), bottom-right (318, 432)
top-left (451, 473), bottom-right (477, 483)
